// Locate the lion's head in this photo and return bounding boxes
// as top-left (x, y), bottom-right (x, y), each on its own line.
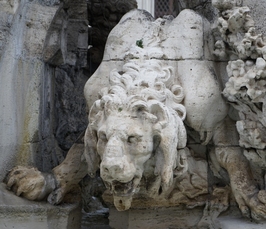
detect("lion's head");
top-left (84, 59), bottom-right (187, 211)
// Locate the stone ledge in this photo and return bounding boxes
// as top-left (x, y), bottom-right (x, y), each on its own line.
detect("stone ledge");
top-left (0, 183), bottom-right (81, 229)
top-left (217, 216), bottom-right (266, 229)
top-left (108, 206), bottom-right (266, 229)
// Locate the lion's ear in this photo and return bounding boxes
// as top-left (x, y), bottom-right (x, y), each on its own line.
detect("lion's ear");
top-left (148, 101), bottom-right (169, 133)
top-left (84, 126), bottom-right (100, 178)
top-left (89, 100), bottom-right (104, 128)
top-left (85, 98), bottom-right (105, 177)
top-left (177, 117), bottom-right (187, 149)
top-left (148, 101), bottom-right (187, 192)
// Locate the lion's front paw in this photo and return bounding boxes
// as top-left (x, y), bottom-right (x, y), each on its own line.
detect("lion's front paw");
top-left (238, 190), bottom-right (266, 221)
top-left (258, 190), bottom-right (266, 204)
top-left (4, 166), bottom-right (55, 201)
top-left (248, 190), bottom-right (266, 221)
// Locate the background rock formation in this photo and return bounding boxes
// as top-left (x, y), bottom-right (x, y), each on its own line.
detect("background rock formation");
top-left (0, 0), bottom-right (137, 182)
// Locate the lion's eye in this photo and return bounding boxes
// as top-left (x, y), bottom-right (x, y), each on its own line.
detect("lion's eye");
top-left (127, 135), bottom-right (141, 144)
top-left (128, 136), bottom-right (136, 143)
top-left (98, 132), bottom-right (107, 141)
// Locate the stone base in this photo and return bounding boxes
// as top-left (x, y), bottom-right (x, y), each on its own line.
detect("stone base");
top-left (217, 215), bottom-right (266, 229)
top-left (108, 205), bottom-right (266, 229)
top-left (0, 183), bottom-right (81, 229)
top-left (109, 206), bottom-right (204, 229)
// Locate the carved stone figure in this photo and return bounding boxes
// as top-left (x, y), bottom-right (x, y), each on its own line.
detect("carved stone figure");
top-left (213, 0), bottom-right (266, 219)
top-left (4, 0), bottom-right (266, 226)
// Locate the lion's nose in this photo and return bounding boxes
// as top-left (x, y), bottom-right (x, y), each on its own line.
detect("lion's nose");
top-left (101, 163), bottom-right (124, 176)
top-left (100, 157), bottom-right (135, 182)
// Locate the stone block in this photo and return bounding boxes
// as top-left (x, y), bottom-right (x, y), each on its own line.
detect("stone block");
top-left (109, 206), bottom-right (266, 229)
top-left (103, 9), bottom-right (154, 61)
top-left (84, 60), bottom-right (124, 109)
top-left (244, 0), bottom-right (266, 35)
top-left (0, 0), bottom-right (19, 15)
top-left (67, 20), bottom-right (88, 52)
top-left (217, 215), bottom-right (266, 229)
top-left (43, 10), bottom-right (68, 65)
top-left (162, 9), bottom-right (204, 60)
top-left (109, 206), bottom-right (206, 229)
top-left (65, 19), bottom-right (88, 65)
top-left (67, 2), bottom-right (88, 20)
top-left (0, 183), bottom-right (81, 229)
top-left (0, 58), bottom-right (44, 180)
top-left (177, 59), bottom-right (229, 132)
top-left (23, 3), bottom-right (60, 58)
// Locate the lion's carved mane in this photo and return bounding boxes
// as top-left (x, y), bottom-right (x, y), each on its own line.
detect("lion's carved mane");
top-left (83, 56), bottom-right (192, 209)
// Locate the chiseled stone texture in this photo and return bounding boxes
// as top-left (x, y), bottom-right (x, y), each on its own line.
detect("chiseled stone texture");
top-left (109, 206), bottom-right (266, 229)
top-left (0, 1), bottom-right (60, 181)
top-left (0, 183), bottom-right (81, 229)
top-left (0, 0), bottom-right (90, 178)
top-left (0, 5), bottom-right (90, 229)
top-left (244, 0), bottom-right (266, 35)
top-left (88, 0), bottom-right (137, 65)
top-left (109, 206), bottom-right (204, 229)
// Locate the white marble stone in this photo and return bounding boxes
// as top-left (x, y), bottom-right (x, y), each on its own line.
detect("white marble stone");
top-left (102, 9), bottom-right (154, 61)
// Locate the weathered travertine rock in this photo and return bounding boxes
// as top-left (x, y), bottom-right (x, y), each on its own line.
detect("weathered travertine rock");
top-left (213, 1), bottom-right (266, 221)
top-left (0, 1), bottom-right (89, 228)
top-left (0, 1), bottom-right (61, 181)
top-left (0, 0), bottom-right (91, 179)
top-left (3, 0), bottom-right (266, 228)
top-left (88, 0), bottom-right (137, 65)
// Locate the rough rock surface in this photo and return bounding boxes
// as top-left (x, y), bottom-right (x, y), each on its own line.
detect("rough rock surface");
top-left (2, 0), bottom-right (266, 229)
top-left (0, 0), bottom-right (137, 179)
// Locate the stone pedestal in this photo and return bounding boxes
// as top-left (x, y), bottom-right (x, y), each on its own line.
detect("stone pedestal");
top-left (109, 206), bottom-right (204, 229)
top-left (108, 206), bottom-right (266, 229)
top-left (0, 183), bottom-right (81, 229)
top-left (217, 216), bottom-right (266, 229)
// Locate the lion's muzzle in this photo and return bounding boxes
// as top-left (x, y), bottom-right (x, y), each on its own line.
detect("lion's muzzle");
top-left (101, 155), bottom-right (136, 179)
top-left (100, 135), bottom-right (137, 183)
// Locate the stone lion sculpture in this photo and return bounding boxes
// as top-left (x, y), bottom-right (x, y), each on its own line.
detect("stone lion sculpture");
top-left (85, 58), bottom-right (189, 211)
top-left (5, 3), bottom-right (266, 222)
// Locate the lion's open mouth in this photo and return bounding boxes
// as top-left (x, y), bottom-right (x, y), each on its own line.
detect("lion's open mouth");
top-left (103, 180), bottom-right (136, 211)
top-left (103, 177), bottom-right (141, 211)
top-left (101, 179), bottom-right (136, 211)
top-left (103, 176), bottom-right (141, 197)
top-left (111, 180), bottom-right (135, 196)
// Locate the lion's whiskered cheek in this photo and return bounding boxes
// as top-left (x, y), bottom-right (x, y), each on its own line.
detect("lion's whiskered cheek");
top-left (97, 136), bottom-right (154, 171)
top-left (127, 141), bottom-right (154, 171)
top-left (97, 140), bottom-right (107, 159)
top-left (129, 139), bottom-right (153, 155)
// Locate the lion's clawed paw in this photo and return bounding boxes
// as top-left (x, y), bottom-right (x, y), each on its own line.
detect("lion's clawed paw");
top-left (239, 190), bottom-right (266, 221)
top-left (47, 188), bottom-right (65, 205)
top-left (251, 192), bottom-right (266, 221)
top-left (4, 166), bottom-right (55, 201)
